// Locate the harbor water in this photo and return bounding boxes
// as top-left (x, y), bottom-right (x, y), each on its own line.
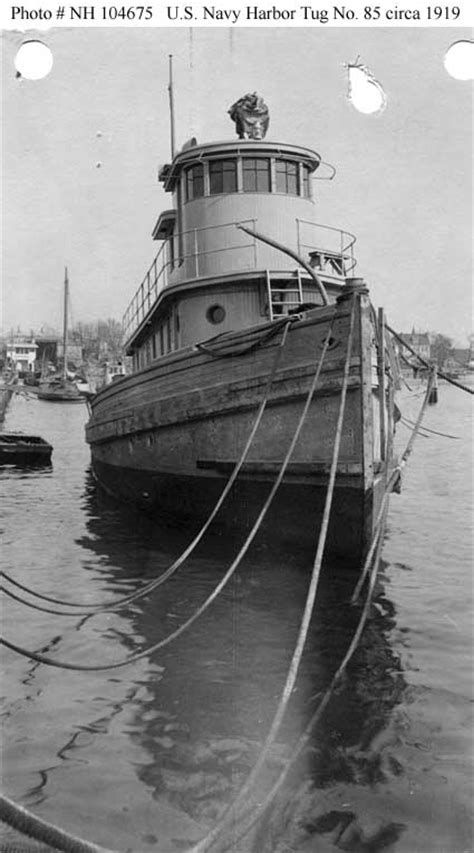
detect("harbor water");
top-left (1, 382), bottom-right (472, 853)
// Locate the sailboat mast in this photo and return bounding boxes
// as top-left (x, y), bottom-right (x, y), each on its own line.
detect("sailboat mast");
top-left (63, 267), bottom-right (69, 381)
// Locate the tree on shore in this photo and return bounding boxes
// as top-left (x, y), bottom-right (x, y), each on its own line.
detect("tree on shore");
top-left (429, 333), bottom-right (453, 368)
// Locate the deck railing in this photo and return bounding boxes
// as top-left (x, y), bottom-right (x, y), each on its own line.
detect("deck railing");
top-left (123, 218), bottom-right (357, 343)
top-left (296, 219), bottom-right (357, 276)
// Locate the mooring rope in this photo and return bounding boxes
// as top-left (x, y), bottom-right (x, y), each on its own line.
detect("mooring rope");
top-left (202, 488), bottom-right (389, 853)
top-left (1, 319), bottom-right (296, 618)
top-left (206, 337), bottom-right (445, 850)
top-left (188, 297), bottom-right (356, 853)
top-left (195, 314), bottom-right (292, 358)
top-left (400, 415), bottom-right (461, 440)
top-left (399, 418), bottom-right (430, 438)
top-left (386, 324), bottom-right (474, 395)
top-left (0, 582), bottom-right (90, 617)
top-left (351, 368), bottom-right (436, 604)
top-left (1, 316), bottom-right (338, 672)
top-left (0, 793), bottom-right (115, 853)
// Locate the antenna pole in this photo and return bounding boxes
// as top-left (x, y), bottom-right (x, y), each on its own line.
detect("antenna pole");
top-left (63, 266), bottom-right (68, 380)
top-left (168, 55), bottom-right (176, 158)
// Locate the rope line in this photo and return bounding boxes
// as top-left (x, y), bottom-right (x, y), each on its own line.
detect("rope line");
top-left (0, 583), bottom-right (92, 617)
top-left (195, 320), bottom-right (437, 851)
top-left (195, 315), bottom-right (292, 358)
top-left (400, 415), bottom-right (461, 440)
top-left (0, 793), bottom-right (115, 853)
top-left (400, 418), bottom-right (431, 439)
top-left (386, 323), bottom-right (474, 395)
top-left (0, 319), bottom-right (295, 617)
top-left (1, 317), bottom-right (337, 672)
top-left (206, 490), bottom-right (389, 853)
top-left (189, 298), bottom-right (356, 853)
top-left (352, 369), bottom-right (436, 604)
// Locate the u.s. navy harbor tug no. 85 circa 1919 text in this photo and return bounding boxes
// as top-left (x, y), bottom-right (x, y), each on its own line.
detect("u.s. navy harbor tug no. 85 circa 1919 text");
top-left (85, 92), bottom-right (400, 562)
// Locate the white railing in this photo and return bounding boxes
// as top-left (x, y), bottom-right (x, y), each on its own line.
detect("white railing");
top-left (123, 218), bottom-right (357, 342)
top-left (122, 219), bottom-right (257, 341)
top-left (297, 219), bottom-right (357, 275)
top-left (122, 241), bottom-right (173, 341)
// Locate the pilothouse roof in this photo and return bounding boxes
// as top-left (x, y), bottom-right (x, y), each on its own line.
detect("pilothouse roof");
top-left (159, 140), bottom-right (322, 192)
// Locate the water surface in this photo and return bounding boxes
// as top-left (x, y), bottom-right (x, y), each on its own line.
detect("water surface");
top-left (1, 382), bottom-right (472, 852)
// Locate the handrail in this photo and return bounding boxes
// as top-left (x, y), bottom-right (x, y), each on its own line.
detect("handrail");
top-left (122, 219), bottom-right (257, 341)
top-left (122, 217), bottom-right (358, 342)
top-left (297, 218), bottom-right (357, 255)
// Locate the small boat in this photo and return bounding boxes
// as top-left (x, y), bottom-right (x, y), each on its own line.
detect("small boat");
top-left (37, 268), bottom-right (83, 403)
top-left (86, 86), bottom-right (401, 562)
top-left (0, 432), bottom-right (53, 466)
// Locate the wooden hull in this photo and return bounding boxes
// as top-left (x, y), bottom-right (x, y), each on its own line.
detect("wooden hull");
top-left (91, 460), bottom-right (390, 561)
top-left (86, 291), bottom-right (397, 563)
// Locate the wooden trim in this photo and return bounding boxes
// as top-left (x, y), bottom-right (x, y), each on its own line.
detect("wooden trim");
top-left (196, 459), bottom-right (364, 477)
top-left (358, 292), bottom-right (376, 491)
top-left (377, 307), bottom-right (386, 461)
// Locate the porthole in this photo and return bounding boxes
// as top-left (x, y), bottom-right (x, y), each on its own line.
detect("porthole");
top-left (206, 304), bottom-right (226, 325)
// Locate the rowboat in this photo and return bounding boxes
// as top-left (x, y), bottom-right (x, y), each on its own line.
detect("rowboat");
top-left (0, 433), bottom-right (52, 466)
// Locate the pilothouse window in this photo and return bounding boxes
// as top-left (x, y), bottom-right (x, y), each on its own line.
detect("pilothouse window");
top-left (275, 159), bottom-right (298, 195)
top-left (243, 157), bottom-right (270, 192)
top-left (209, 159), bottom-right (237, 194)
top-left (185, 164), bottom-right (204, 200)
top-left (302, 164), bottom-right (311, 198)
top-left (182, 155), bottom-right (313, 200)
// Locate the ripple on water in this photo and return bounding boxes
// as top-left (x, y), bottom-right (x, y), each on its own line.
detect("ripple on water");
top-left (1, 386), bottom-right (472, 851)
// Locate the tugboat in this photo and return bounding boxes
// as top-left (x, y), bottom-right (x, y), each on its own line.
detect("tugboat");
top-left (86, 93), bottom-right (400, 561)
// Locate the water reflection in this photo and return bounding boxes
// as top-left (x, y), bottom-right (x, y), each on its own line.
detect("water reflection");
top-left (2, 388), bottom-right (471, 851)
top-left (76, 477), bottom-right (409, 848)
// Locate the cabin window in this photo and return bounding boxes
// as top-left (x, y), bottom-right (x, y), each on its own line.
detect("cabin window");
top-left (151, 334), bottom-right (157, 359)
top-left (275, 160), bottom-right (298, 195)
top-left (206, 304), bottom-right (226, 325)
top-left (242, 158), bottom-right (270, 193)
top-left (302, 164), bottom-right (311, 198)
top-left (168, 235), bottom-right (176, 269)
top-left (185, 164), bottom-right (204, 200)
top-left (209, 159), bottom-right (237, 194)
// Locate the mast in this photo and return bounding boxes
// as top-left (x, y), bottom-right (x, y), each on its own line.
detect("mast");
top-left (168, 55), bottom-right (176, 158)
top-left (62, 266), bottom-right (69, 381)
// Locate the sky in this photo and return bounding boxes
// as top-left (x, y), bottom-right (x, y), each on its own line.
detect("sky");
top-left (1, 26), bottom-right (472, 343)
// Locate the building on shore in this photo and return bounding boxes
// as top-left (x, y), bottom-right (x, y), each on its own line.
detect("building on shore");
top-left (6, 334), bottom-right (38, 376)
top-left (397, 330), bottom-right (432, 376)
